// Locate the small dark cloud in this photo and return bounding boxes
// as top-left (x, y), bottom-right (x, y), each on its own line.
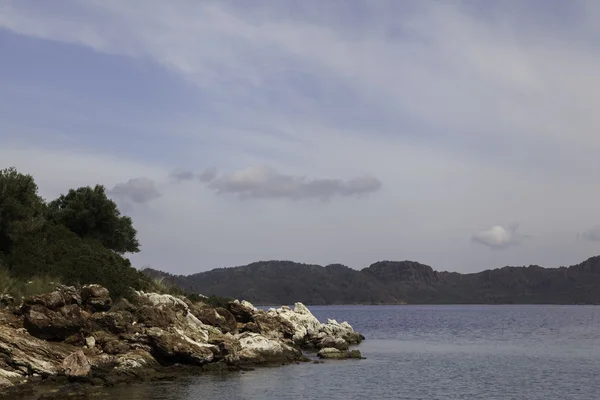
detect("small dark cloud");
top-left (198, 167), bottom-right (217, 183)
top-left (170, 168), bottom-right (217, 183)
top-left (582, 226), bottom-right (600, 242)
top-left (169, 169), bottom-right (195, 181)
top-left (205, 165), bottom-right (382, 201)
top-left (108, 177), bottom-right (161, 204)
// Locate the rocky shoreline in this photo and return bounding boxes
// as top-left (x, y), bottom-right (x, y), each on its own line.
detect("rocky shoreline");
top-left (0, 285), bottom-right (364, 399)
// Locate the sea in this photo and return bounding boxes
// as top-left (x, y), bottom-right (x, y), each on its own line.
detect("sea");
top-left (104, 305), bottom-right (600, 399)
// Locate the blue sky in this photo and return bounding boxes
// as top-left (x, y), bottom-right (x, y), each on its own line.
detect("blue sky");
top-left (1, 0), bottom-right (600, 274)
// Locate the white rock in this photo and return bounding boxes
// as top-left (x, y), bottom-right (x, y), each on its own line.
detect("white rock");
top-left (85, 336), bottom-right (96, 349)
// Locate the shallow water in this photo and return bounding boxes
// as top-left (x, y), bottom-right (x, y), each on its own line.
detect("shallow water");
top-left (103, 305), bottom-right (600, 399)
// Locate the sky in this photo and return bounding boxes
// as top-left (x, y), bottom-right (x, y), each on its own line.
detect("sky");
top-left (1, 0), bottom-right (600, 274)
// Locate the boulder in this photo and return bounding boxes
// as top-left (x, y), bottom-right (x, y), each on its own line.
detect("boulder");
top-left (316, 336), bottom-right (349, 351)
top-left (22, 291), bottom-right (65, 312)
top-left (24, 304), bottom-right (90, 341)
top-left (236, 332), bottom-right (302, 365)
top-left (251, 313), bottom-right (295, 341)
top-left (102, 340), bottom-right (131, 355)
top-left (147, 328), bottom-right (216, 366)
top-left (317, 347), bottom-right (363, 360)
top-left (227, 300), bottom-right (257, 323)
top-left (81, 285), bottom-right (112, 312)
top-left (91, 311), bottom-right (134, 334)
top-left (62, 351), bottom-right (90, 377)
top-left (190, 305), bottom-right (237, 333)
top-left (0, 320), bottom-right (74, 376)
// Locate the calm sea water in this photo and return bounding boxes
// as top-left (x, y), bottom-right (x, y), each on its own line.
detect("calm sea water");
top-left (104, 305), bottom-right (600, 399)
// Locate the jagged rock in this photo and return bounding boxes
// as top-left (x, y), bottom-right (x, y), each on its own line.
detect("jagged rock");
top-left (136, 305), bottom-right (176, 329)
top-left (227, 300), bottom-right (257, 323)
top-left (113, 349), bottom-right (159, 370)
top-left (236, 332), bottom-right (302, 365)
top-left (317, 347), bottom-right (363, 359)
top-left (91, 311), bottom-right (134, 334)
top-left (251, 313), bottom-right (295, 341)
top-left (267, 302), bottom-right (363, 348)
top-left (0, 320), bottom-right (74, 376)
top-left (24, 304), bottom-right (90, 341)
top-left (81, 285), bottom-right (112, 312)
top-left (62, 351), bottom-right (90, 377)
top-left (147, 328), bottom-right (216, 365)
top-left (22, 291), bottom-right (66, 312)
top-left (316, 336), bottom-right (349, 351)
top-left (56, 285), bottom-right (82, 306)
top-left (190, 305), bottom-right (237, 333)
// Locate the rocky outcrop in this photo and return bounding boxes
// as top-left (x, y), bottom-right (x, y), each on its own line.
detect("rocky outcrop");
top-left (0, 285), bottom-right (364, 395)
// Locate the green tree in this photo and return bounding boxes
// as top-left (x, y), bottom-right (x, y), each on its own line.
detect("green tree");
top-left (48, 185), bottom-right (141, 254)
top-left (0, 167), bottom-right (47, 256)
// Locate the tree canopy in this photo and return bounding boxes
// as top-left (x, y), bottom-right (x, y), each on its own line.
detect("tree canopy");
top-left (48, 184), bottom-right (140, 254)
top-left (0, 167), bottom-right (149, 297)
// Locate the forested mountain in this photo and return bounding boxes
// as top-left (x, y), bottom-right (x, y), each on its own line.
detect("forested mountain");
top-left (143, 256), bottom-right (600, 305)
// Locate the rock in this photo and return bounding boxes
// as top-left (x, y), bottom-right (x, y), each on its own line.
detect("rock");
top-left (227, 300), bottom-right (257, 323)
top-left (85, 336), bottom-right (96, 349)
top-left (251, 313), bottom-right (295, 341)
top-left (147, 329), bottom-right (216, 366)
top-left (317, 347), bottom-right (363, 359)
top-left (113, 349), bottom-right (159, 371)
top-left (91, 311), bottom-right (134, 334)
top-left (316, 336), bottom-right (349, 351)
top-left (62, 351), bottom-right (91, 377)
top-left (0, 295), bottom-right (15, 308)
top-left (236, 332), bottom-right (302, 365)
top-left (136, 305), bottom-right (177, 329)
top-left (81, 285), bottom-right (112, 312)
top-left (0, 322), bottom-right (73, 376)
top-left (0, 376), bottom-right (13, 389)
top-left (24, 304), bottom-right (90, 341)
top-left (189, 305), bottom-right (237, 333)
top-left (22, 291), bottom-right (65, 312)
top-left (102, 340), bottom-right (131, 355)
top-left (56, 285), bottom-right (82, 306)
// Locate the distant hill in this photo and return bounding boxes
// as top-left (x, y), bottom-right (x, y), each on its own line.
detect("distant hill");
top-left (142, 256), bottom-right (600, 305)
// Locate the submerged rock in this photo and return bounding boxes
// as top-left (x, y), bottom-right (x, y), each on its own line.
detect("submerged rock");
top-left (317, 348), bottom-right (363, 360)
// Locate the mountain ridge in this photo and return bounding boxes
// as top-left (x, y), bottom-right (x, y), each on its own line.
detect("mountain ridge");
top-left (142, 256), bottom-right (600, 305)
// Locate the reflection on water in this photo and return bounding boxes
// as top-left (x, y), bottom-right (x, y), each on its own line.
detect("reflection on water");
top-left (101, 305), bottom-right (600, 400)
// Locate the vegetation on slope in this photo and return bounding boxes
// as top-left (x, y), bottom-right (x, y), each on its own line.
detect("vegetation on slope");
top-left (144, 257), bottom-right (600, 305)
top-left (0, 167), bottom-right (151, 298)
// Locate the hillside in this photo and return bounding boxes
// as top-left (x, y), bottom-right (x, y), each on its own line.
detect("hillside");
top-left (142, 256), bottom-right (600, 305)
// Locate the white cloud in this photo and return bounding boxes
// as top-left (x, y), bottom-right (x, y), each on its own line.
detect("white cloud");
top-left (204, 165), bottom-right (381, 201)
top-left (108, 177), bottom-right (161, 204)
top-left (472, 224), bottom-right (525, 250)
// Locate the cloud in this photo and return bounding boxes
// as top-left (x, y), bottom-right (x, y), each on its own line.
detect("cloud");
top-left (108, 177), bottom-right (161, 204)
top-left (471, 224), bottom-right (525, 250)
top-left (582, 226), bottom-right (600, 242)
top-left (198, 168), bottom-right (217, 183)
top-left (170, 168), bottom-right (217, 183)
top-left (169, 169), bottom-right (195, 182)
top-left (205, 165), bottom-right (382, 200)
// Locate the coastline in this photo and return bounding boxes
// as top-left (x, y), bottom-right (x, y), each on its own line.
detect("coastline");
top-left (0, 285), bottom-right (364, 399)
